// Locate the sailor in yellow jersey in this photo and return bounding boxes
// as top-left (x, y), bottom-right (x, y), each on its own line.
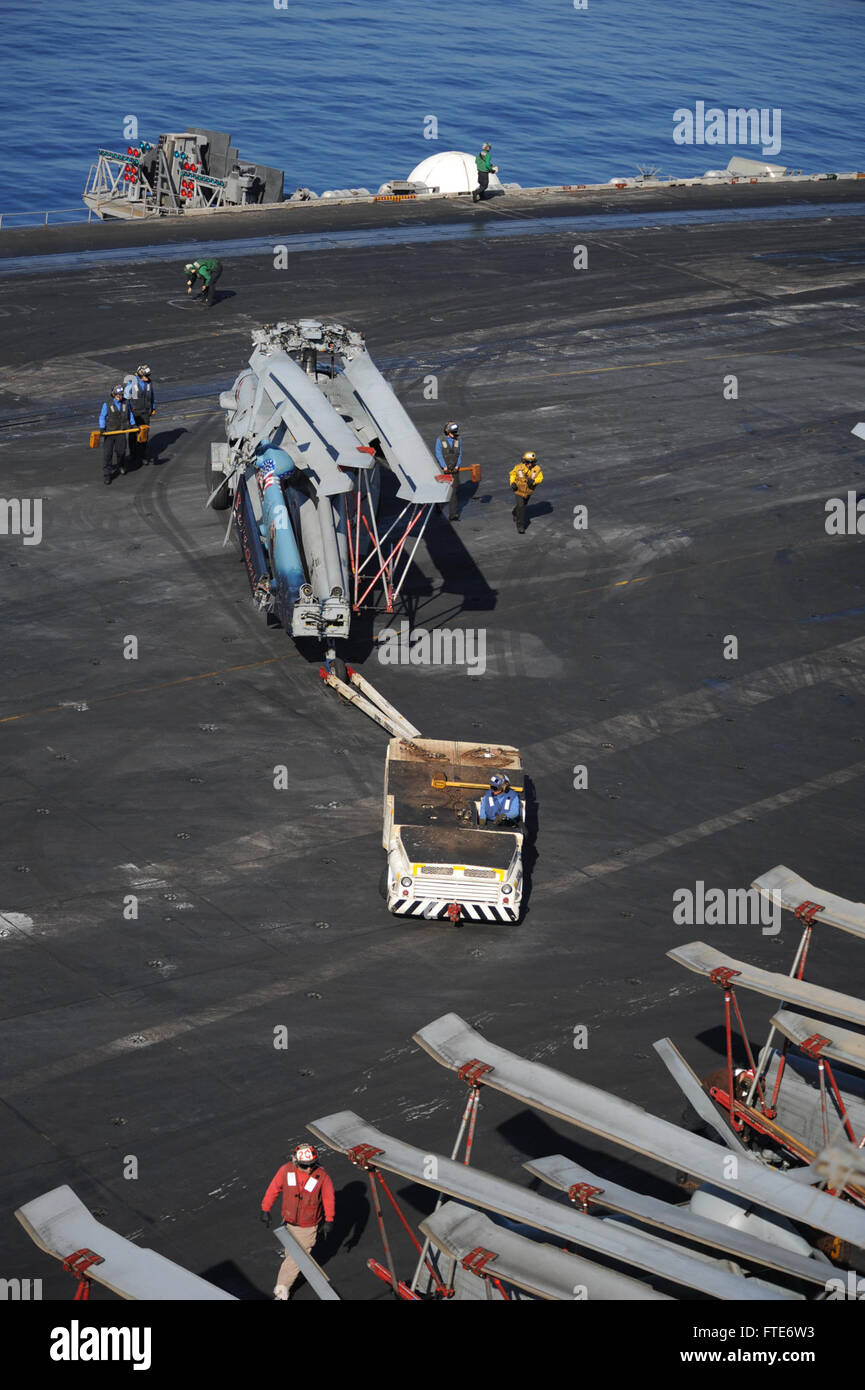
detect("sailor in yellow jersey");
top-left (509, 451), bottom-right (543, 533)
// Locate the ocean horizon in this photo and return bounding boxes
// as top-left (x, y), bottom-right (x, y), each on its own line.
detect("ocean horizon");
top-left (1, 0), bottom-right (862, 214)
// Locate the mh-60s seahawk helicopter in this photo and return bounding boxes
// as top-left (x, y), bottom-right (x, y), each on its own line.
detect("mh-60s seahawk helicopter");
top-left (206, 319), bottom-right (452, 679)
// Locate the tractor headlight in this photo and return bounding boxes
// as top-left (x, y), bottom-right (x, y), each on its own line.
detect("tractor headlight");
top-left (401, 876), bottom-right (413, 888)
top-left (502, 884), bottom-right (513, 896)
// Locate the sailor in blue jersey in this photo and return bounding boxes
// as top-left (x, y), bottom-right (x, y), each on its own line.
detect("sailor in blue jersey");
top-left (479, 773), bottom-right (521, 828)
top-left (434, 421), bottom-right (462, 521)
top-left (124, 365), bottom-right (155, 463)
top-left (98, 385), bottom-right (136, 484)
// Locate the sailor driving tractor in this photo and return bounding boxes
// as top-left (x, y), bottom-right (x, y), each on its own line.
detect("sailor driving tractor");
top-left (479, 772), bottom-right (521, 829)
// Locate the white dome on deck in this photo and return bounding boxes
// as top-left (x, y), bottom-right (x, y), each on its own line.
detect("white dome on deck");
top-left (407, 150), bottom-right (503, 195)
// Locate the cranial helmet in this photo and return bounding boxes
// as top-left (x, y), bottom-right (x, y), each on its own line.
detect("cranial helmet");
top-left (112, 383), bottom-right (124, 395)
top-left (294, 1143), bottom-right (318, 1167)
top-left (489, 772), bottom-right (510, 792)
top-left (522, 451), bottom-right (537, 465)
top-left (137, 364), bottom-right (151, 378)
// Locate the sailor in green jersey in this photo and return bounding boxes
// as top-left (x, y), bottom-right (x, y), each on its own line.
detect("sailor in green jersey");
top-left (472, 143), bottom-right (498, 203)
top-left (184, 258), bottom-right (223, 308)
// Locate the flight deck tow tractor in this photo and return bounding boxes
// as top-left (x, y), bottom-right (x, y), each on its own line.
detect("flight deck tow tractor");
top-left (314, 681), bottom-right (529, 924)
top-left (314, 683), bottom-right (529, 926)
top-left (381, 738), bottom-right (525, 924)
top-left (206, 319), bottom-right (452, 686)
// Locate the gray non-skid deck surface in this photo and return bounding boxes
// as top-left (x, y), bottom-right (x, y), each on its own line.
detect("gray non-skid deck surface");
top-left (524, 1155), bottom-right (831, 1287)
top-left (308, 1111), bottom-right (790, 1300)
top-left (420, 1201), bottom-right (671, 1301)
top-left (773, 1010), bottom-right (865, 1076)
top-left (413, 1014), bottom-right (865, 1246)
top-left (2, 185), bottom-right (865, 1298)
top-left (669, 943), bottom-right (865, 1027)
top-left (753, 865), bottom-right (865, 942)
top-left (15, 1186), bottom-right (235, 1300)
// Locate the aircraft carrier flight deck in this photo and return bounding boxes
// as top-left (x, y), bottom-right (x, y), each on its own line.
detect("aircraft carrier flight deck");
top-left (1, 177), bottom-right (864, 1299)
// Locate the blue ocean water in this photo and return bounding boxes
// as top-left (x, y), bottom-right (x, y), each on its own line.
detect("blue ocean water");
top-left (1, 0), bottom-right (863, 215)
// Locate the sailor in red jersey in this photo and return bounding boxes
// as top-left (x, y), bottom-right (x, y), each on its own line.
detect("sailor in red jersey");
top-left (260, 1143), bottom-right (335, 1299)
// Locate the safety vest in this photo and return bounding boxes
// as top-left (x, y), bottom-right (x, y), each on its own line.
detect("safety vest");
top-left (509, 463), bottom-right (542, 498)
top-left (106, 398), bottom-right (132, 429)
top-left (481, 788), bottom-right (520, 821)
top-left (278, 1164), bottom-right (328, 1227)
top-left (127, 377), bottom-right (152, 413)
top-left (439, 435), bottom-right (460, 471)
